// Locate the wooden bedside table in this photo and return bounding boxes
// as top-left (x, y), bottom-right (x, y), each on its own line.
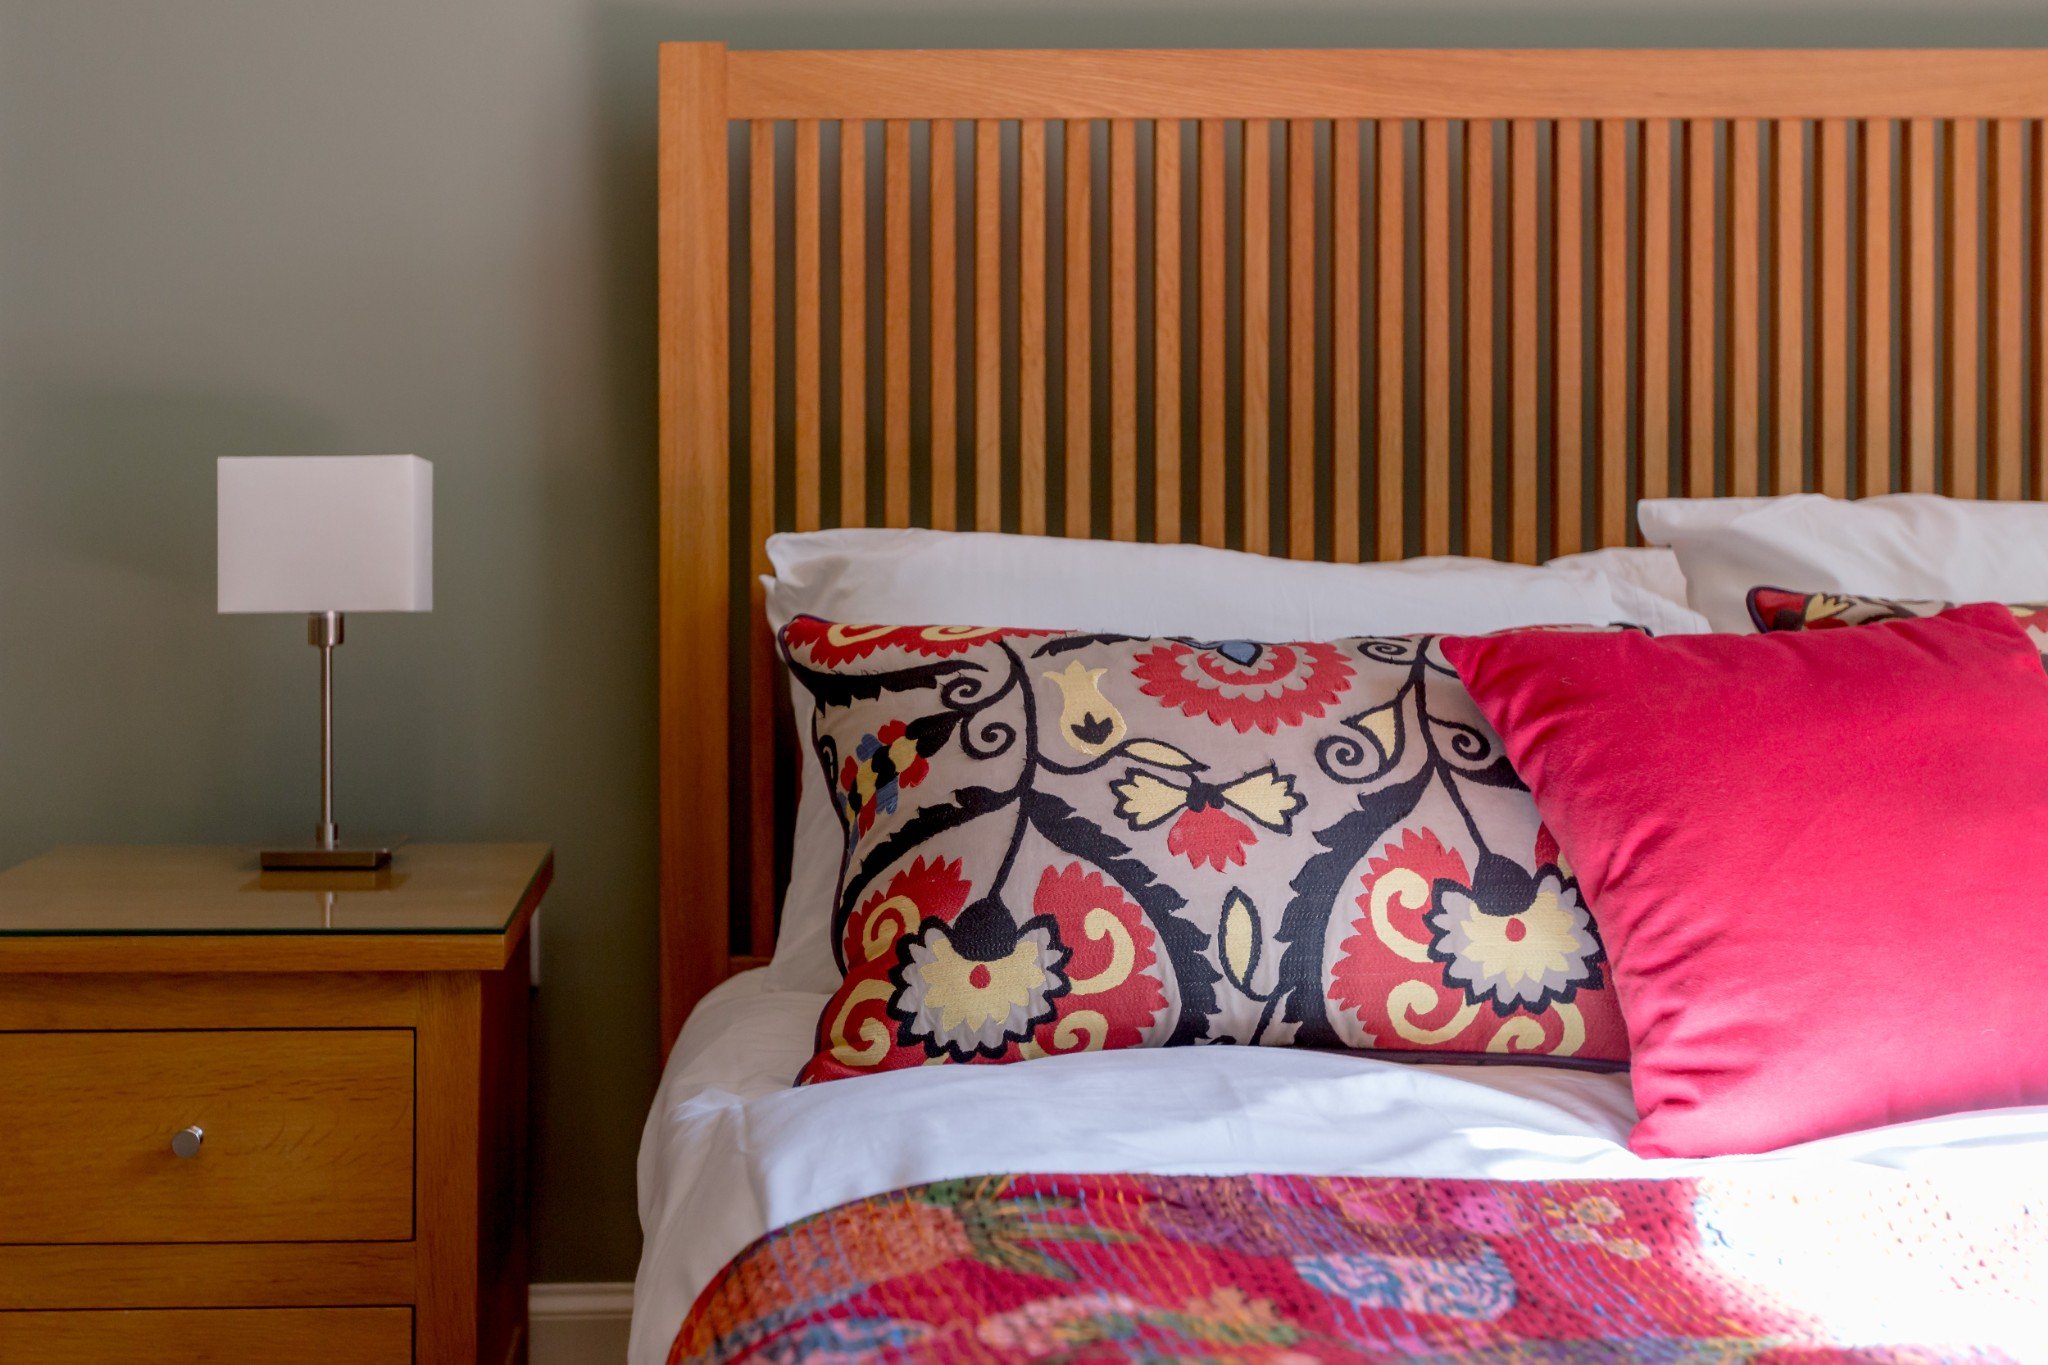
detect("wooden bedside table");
top-left (0, 842), bottom-right (551, 1365)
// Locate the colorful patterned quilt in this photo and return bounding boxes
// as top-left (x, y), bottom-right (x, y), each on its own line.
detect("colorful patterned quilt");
top-left (672, 1171), bottom-right (2045, 1363)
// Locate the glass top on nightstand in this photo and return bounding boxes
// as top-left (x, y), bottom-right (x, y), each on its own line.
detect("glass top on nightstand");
top-left (0, 844), bottom-right (552, 936)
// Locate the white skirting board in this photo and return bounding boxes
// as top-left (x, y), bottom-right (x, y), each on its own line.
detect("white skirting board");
top-left (529, 1283), bottom-right (634, 1365)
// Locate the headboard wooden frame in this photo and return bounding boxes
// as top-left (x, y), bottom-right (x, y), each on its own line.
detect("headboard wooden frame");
top-left (657, 43), bottom-right (2048, 1054)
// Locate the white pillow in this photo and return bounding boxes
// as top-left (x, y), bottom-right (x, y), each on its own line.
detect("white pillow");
top-left (1544, 546), bottom-right (1692, 622)
top-left (1640, 494), bottom-right (2048, 632)
top-left (759, 527), bottom-right (1710, 992)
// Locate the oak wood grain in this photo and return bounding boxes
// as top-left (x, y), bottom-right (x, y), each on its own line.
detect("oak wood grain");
top-left (657, 42), bottom-right (731, 1050)
top-left (1198, 119), bottom-right (1227, 546)
top-left (975, 119), bottom-right (1002, 530)
top-left (728, 50), bottom-right (2048, 121)
top-left (1464, 120), bottom-right (1495, 558)
top-left (1991, 119), bottom-right (2025, 499)
top-left (1020, 119), bottom-right (1049, 533)
top-left (1242, 119), bottom-right (1273, 554)
top-left (0, 1243), bottom-right (413, 1311)
top-left (1553, 119), bottom-right (1585, 552)
top-left (0, 845), bottom-right (549, 975)
top-left (1597, 119), bottom-right (1629, 543)
top-left (1153, 120), bottom-right (1184, 543)
top-left (1373, 119), bottom-right (1404, 560)
top-left (1331, 119), bottom-right (1362, 562)
top-left (1509, 118), bottom-right (1539, 561)
top-left (930, 119), bottom-right (960, 529)
top-left (1684, 119), bottom-right (1716, 499)
top-left (840, 120), bottom-right (869, 526)
top-left (1817, 118), bottom-right (1849, 496)
top-left (1287, 118), bottom-right (1317, 559)
top-left (0, 1030), bottom-right (414, 1244)
top-left (883, 120), bottom-right (913, 526)
top-left (1111, 119), bottom-right (1140, 541)
top-left (0, 1308), bottom-right (412, 1365)
top-left (1064, 119), bottom-right (1093, 537)
top-left (1772, 120), bottom-right (1806, 495)
top-left (1639, 120), bottom-right (1674, 514)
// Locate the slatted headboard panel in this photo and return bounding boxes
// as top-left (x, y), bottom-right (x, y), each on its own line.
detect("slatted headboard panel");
top-left (658, 45), bottom-right (2048, 1052)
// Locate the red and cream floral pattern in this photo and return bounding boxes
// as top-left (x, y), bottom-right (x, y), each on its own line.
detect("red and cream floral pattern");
top-left (1132, 639), bottom-right (1354, 733)
top-left (1749, 585), bottom-right (2048, 662)
top-left (785, 619), bottom-right (1635, 1085)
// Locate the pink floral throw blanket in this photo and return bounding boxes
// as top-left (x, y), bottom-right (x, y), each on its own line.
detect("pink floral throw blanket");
top-left (672, 1171), bottom-right (2043, 1362)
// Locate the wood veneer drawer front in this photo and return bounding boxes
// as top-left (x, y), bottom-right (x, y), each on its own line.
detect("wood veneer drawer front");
top-left (0, 1307), bottom-right (411, 1364)
top-left (0, 1029), bottom-right (414, 1244)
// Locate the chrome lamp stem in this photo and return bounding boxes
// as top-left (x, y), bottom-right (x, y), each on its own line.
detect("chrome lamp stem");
top-left (261, 611), bottom-right (391, 871)
top-left (310, 611), bottom-right (343, 851)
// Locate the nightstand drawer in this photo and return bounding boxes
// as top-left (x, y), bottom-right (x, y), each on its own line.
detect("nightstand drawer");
top-left (0, 1029), bottom-right (413, 1244)
top-left (0, 1307), bottom-right (411, 1364)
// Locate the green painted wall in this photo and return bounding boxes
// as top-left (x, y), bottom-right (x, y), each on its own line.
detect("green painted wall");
top-left (5, 0), bottom-right (2045, 1282)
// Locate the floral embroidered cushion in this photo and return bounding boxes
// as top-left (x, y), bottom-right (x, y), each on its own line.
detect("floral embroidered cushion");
top-left (781, 616), bottom-right (1630, 1085)
top-left (1749, 585), bottom-right (2048, 659)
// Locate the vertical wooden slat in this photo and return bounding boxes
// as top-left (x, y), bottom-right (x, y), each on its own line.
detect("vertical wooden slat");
top-left (1063, 120), bottom-right (1093, 538)
top-left (1422, 119), bottom-right (1452, 556)
top-left (1331, 119), bottom-right (1362, 562)
top-left (746, 120), bottom-right (778, 958)
top-left (929, 120), bottom-right (959, 529)
top-left (1552, 120), bottom-right (1585, 554)
top-left (1728, 120), bottom-right (1761, 497)
top-left (1287, 119), bottom-right (1318, 559)
top-left (2037, 122), bottom-right (2048, 499)
top-left (1597, 120), bottom-right (1629, 546)
top-left (1640, 120), bottom-right (1673, 512)
top-left (883, 120), bottom-right (912, 526)
top-left (1861, 120), bottom-right (1893, 497)
top-left (1509, 119), bottom-right (1539, 563)
top-left (839, 121), bottom-right (867, 526)
top-left (1375, 120), bottom-right (1405, 560)
top-left (1018, 120), bottom-right (1049, 533)
top-left (1199, 120), bottom-right (1228, 546)
top-left (1905, 118), bottom-right (1938, 493)
top-left (1772, 121), bottom-right (1806, 496)
top-left (1684, 120), bottom-right (1715, 499)
top-left (1817, 119), bottom-right (1849, 497)
top-left (748, 126), bottom-right (778, 571)
top-left (1464, 121), bottom-right (1496, 558)
top-left (1153, 121), bottom-right (1183, 542)
top-left (656, 42), bottom-right (731, 1044)
top-left (1110, 119), bottom-right (1139, 541)
top-left (1242, 120), bottom-right (1273, 555)
top-left (1947, 121), bottom-right (1980, 498)
top-left (793, 120), bottom-right (823, 530)
top-left (973, 120), bottom-right (1002, 530)
top-left (1990, 120), bottom-right (2025, 500)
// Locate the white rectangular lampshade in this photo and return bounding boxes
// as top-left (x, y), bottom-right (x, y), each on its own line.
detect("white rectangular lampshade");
top-left (218, 455), bottom-right (433, 613)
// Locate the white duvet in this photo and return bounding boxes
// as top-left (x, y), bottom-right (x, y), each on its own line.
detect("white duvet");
top-left (632, 971), bottom-right (2048, 1364)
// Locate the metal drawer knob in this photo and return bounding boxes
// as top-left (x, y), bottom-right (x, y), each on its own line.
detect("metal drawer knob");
top-left (171, 1126), bottom-right (204, 1159)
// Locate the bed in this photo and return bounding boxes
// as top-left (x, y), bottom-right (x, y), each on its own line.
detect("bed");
top-left (641, 45), bottom-right (2048, 1362)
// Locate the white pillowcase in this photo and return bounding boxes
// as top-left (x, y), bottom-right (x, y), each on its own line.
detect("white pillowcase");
top-left (1640, 493), bottom-right (2048, 632)
top-left (757, 527), bottom-right (1708, 993)
top-left (1544, 546), bottom-right (1692, 621)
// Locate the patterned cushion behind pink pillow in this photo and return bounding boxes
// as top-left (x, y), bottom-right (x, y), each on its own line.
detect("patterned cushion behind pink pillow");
top-left (1749, 585), bottom-right (2048, 661)
top-left (781, 617), bottom-right (1632, 1085)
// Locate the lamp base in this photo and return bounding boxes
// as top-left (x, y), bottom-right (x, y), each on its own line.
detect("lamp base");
top-left (260, 841), bottom-right (398, 872)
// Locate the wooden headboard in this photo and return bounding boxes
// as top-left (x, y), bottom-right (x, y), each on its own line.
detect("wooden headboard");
top-left (656, 44), bottom-right (2048, 1053)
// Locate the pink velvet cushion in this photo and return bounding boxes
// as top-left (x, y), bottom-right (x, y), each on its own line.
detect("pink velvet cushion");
top-left (1443, 603), bottom-right (2048, 1158)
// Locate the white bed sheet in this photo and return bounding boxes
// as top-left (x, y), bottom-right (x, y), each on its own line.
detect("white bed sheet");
top-left (631, 970), bottom-right (2048, 1364)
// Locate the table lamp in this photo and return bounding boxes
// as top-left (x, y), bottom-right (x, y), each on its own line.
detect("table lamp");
top-left (218, 455), bottom-right (433, 870)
